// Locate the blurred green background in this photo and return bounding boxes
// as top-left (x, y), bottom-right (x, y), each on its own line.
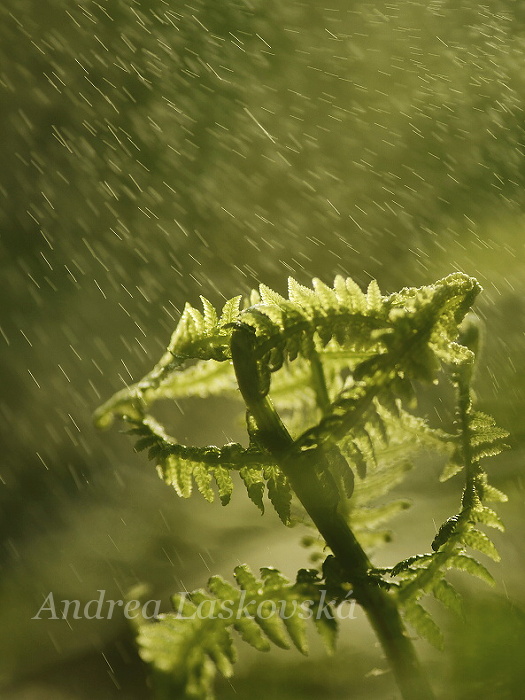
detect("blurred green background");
top-left (1, 0), bottom-right (524, 698)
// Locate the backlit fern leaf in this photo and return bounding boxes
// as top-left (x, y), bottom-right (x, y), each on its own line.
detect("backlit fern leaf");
top-left (391, 352), bottom-right (508, 644)
top-left (239, 465), bottom-right (266, 513)
top-left (431, 578), bottom-right (463, 616)
top-left (366, 279), bottom-right (383, 313)
top-left (265, 465), bottom-right (292, 524)
top-left (167, 296), bottom-right (238, 361)
top-left (128, 417), bottom-right (296, 520)
top-left (137, 565), bottom-right (338, 700)
top-left (128, 417), bottom-right (275, 508)
top-left (402, 599), bottom-right (444, 650)
top-left (150, 359), bottom-right (237, 400)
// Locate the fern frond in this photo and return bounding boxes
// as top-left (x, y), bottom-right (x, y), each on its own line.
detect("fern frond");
top-left (150, 360), bottom-right (238, 400)
top-left (447, 553), bottom-right (495, 586)
top-left (239, 465), bottom-right (266, 513)
top-left (167, 296), bottom-right (241, 362)
top-left (137, 565), bottom-right (338, 700)
top-left (471, 503), bottom-right (505, 530)
top-left (264, 465), bottom-right (292, 524)
top-left (431, 578), bottom-right (463, 616)
top-left (366, 279), bottom-right (383, 313)
top-left (129, 417), bottom-right (292, 511)
top-left (94, 273), bottom-right (508, 697)
top-left (403, 599), bottom-right (444, 649)
top-left (461, 528), bottom-right (501, 562)
top-left (392, 350), bottom-right (508, 640)
top-left (292, 275), bottom-right (480, 452)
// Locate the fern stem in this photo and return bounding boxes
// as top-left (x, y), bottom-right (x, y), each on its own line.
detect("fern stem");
top-left (358, 585), bottom-right (436, 699)
top-left (456, 368), bottom-right (478, 510)
top-left (285, 451), bottom-right (435, 700)
top-left (231, 324), bottom-right (435, 700)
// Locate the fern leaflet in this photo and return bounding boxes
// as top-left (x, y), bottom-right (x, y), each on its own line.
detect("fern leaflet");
top-left (137, 565), bottom-right (338, 700)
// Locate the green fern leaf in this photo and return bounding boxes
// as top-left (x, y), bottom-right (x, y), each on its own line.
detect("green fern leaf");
top-left (162, 453), bottom-right (194, 499)
top-left (439, 450), bottom-right (463, 482)
top-left (402, 600), bottom-right (444, 649)
top-left (472, 505), bottom-right (505, 531)
top-left (242, 306), bottom-right (283, 340)
top-left (138, 608), bottom-right (236, 700)
top-left (470, 412), bottom-right (509, 444)
top-left (287, 277), bottom-right (318, 307)
top-left (200, 297), bottom-right (218, 333)
top-left (259, 567), bottom-right (309, 652)
top-left (218, 295), bottom-right (242, 326)
top-left (333, 274), bottom-right (351, 305)
top-left (366, 280), bottom-right (382, 313)
top-left (187, 304), bottom-right (206, 336)
top-left (259, 283), bottom-right (287, 306)
top-left (193, 465), bottom-right (215, 503)
top-left (277, 598), bottom-right (309, 655)
top-left (239, 466), bottom-right (266, 514)
top-left (233, 568), bottom-right (293, 653)
top-left (155, 360), bottom-right (237, 400)
top-left (432, 579), bottom-right (463, 616)
top-left (95, 272), bottom-right (507, 692)
top-left (344, 277), bottom-right (367, 313)
top-left (265, 466), bottom-right (292, 525)
top-left (463, 528), bottom-right (500, 562)
top-left (480, 481), bottom-right (508, 503)
top-left (472, 442), bottom-right (508, 461)
top-left (212, 466), bottom-right (233, 506)
top-left (448, 553), bottom-right (495, 586)
top-left (206, 576), bottom-right (271, 652)
top-left (312, 277), bottom-right (338, 309)
top-left (136, 563), bottom-right (340, 699)
top-left (249, 601), bottom-right (291, 650)
top-left (432, 340), bottom-right (474, 367)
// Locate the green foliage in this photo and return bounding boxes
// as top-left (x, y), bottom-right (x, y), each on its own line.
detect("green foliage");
top-left (388, 347), bottom-right (509, 648)
top-left (137, 565), bottom-right (338, 700)
top-left (95, 273), bottom-right (508, 700)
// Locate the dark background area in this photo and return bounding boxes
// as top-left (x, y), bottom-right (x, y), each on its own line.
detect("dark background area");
top-left (1, 1), bottom-right (524, 698)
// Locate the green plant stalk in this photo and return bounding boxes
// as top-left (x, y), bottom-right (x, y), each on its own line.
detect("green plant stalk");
top-left (230, 326), bottom-right (435, 700)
